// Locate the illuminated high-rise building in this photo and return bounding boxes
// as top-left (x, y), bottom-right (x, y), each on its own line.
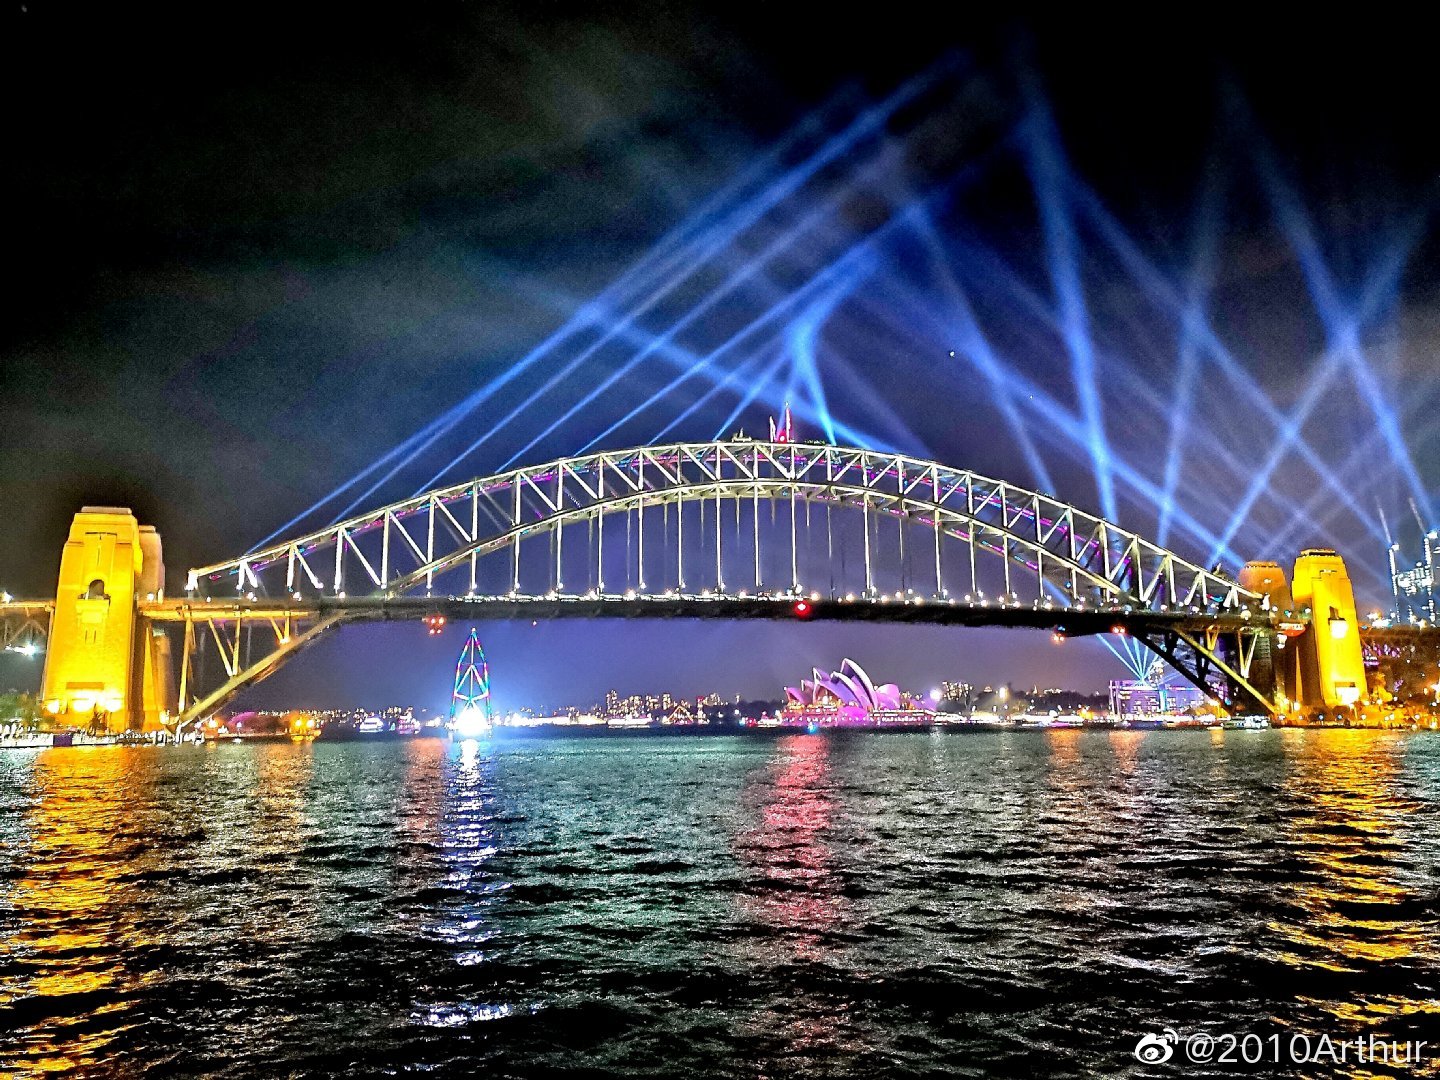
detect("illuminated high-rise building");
top-left (1389, 531), bottom-right (1438, 625)
top-left (939, 680), bottom-right (974, 704)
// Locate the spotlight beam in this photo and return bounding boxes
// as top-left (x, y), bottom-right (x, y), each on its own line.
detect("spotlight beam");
top-left (247, 96), bottom-right (861, 548)
top-left (573, 273), bottom-right (827, 455)
top-left (1208, 224), bottom-right (1420, 559)
top-left (273, 69), bottom-right (955, 532)
top-left (914, 231), bottom-right (1354, 555)
top-left (413, 63), bottom-right (961, 490)
top-left (651, 342), bottom-right (783, 443)
top-left (1256, 154), bottom-right (1435, 522)
top-left (506, 178), bottom-right (958, 468)
top-left (911, 211), bottom-right (1056, 492)
top-left (1158, 165), bottom-right (1224, 549)
top-left (788, 291), bottom-right (842, 444)
top-left (1070, 182), bottom-right (1405, 541)
top-left (713, 352), bottom-right (792, 437)
top-left (498, 163), bottom-right (895, 471)
top-left (1021, 105), bottom-right (1116, 519)
top-left (1268, 389), bottom-right (1440, 557)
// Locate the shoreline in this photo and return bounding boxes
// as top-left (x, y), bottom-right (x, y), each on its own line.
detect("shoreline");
top-left (4, 723), bottom-right (1435, 750)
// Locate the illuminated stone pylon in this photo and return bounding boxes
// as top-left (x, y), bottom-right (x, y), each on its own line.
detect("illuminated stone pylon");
top-left (41, 508), bottom-right (174, 733)
top-left (1290, 548), bottom-right (1367, 711)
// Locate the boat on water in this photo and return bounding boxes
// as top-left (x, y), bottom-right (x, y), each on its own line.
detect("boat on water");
top-left (2, 730), bottom-right (171, 748)
top-left (1222, 715), bottom-right (1271, 730)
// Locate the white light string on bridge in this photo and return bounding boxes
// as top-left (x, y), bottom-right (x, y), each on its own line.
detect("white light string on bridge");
top-left (188, 440), bottom-right (1256, 614)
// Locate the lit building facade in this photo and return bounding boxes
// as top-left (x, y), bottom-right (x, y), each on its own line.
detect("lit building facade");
top-left (782, 658), bottom-right (932, 726)
top-left (1389, 531), bottom-right (1438, 625)
top-left (1108, 680), bottom-right (1209, 717)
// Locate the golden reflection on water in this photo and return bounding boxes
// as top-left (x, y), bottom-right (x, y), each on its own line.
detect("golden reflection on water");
top-left (0, 747), bottom-right (157, 1073)
top-left (255, 739), bottom-right (314, 833)
top-left (1106, 728), bottom-right (1145, 774)
top-left (1046, 726), bottom-right (1082, 771)
top-left (1273, 730), bottom-right (1440, 1046)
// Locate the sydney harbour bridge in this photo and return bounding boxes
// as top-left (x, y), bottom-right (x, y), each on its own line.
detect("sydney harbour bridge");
top-left (0, 434), bottom-right (1428, 734)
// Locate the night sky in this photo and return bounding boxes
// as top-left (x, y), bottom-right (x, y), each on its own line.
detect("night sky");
top-left (2, 7), bottom-right (1437, 712)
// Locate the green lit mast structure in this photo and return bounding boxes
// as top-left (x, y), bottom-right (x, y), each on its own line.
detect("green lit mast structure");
top-left (451, 628), bottom-right (492, 722)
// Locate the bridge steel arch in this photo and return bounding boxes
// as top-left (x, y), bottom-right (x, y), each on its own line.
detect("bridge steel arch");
top-left (172, 441), bottom-right (1281, 726)
top-left (191, 441), bottom-right (1254, 608)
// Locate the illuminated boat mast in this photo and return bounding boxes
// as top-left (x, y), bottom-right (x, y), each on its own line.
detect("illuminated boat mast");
top-left (451, 628), bottom-right (492, 733)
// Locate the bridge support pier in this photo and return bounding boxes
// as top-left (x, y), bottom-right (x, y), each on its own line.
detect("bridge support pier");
top-left (40, 508), bottom-right (175, 733)
top-left (1289, 548), bottom-right (1367, 712)
top-left (1130, 625), bottom-right (1279, 716)
top-left (1236, 552), bottom-right (1367, 715)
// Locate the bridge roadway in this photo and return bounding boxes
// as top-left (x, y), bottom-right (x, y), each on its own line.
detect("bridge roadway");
top-left (136, 592), bottom-right (1272, 637)
top-left (10, 591), bottom-right (1440, 723)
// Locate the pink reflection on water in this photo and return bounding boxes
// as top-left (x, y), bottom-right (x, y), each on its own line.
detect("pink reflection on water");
top-left (736, 735), bottom-right (842, 960)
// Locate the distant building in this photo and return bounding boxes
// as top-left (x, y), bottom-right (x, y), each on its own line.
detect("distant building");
top-left (1108, 679), bottom-right (1209, 717)
top-left (939, 680), bottom-right (974, 703)
top-left (1389, 531), bottom-right (1438, 625)
top-left (782, 658), bottom-right (932, 726)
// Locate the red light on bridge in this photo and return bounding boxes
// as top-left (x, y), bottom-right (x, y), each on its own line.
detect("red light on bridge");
top-left (1111, 624), bottom-right (1127, 636)
top-left (792, 600), bottom-right (812, 618)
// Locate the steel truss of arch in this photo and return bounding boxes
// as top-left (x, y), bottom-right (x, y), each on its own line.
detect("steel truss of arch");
top-left (0, 602), bottom-right (51, 654)
top-left (189, 441), bottom-right (1257, 610)
top-left (168, 441), bottom-right (1278, 726)
top-left (1128, 624), bottom-right (1275, 717)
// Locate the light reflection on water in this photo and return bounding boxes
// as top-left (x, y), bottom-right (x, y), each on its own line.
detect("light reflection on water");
top-left (1, 730), bottom-right (1439, 1078)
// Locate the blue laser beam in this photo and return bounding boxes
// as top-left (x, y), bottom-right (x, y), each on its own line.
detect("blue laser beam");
top-left (914, 217), bottom-right (1055, 493)
top-left (415, 62), bottom-right (963, 490)
top-left (1069, 181), bottom-right (1402, 545)
top-left (1020, 101), bottom-right (1116, 520)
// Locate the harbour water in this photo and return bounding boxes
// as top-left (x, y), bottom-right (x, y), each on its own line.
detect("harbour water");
top-left (3, 729), bottom-right (1439, 1077)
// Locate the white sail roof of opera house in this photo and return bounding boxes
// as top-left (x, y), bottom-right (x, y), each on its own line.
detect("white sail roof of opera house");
top-left (784, 658), bottom-right (902, 711)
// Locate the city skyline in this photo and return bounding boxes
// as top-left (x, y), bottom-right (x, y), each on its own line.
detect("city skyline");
top-left (226, 618), bottom-right (1105, 716)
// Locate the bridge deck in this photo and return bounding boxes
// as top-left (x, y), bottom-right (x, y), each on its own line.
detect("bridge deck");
top-left (136, 594), bottom-right (1271, 636)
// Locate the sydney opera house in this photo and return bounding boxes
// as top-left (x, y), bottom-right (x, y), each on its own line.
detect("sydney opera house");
top-left (782, 658), bottom-right (933, 727)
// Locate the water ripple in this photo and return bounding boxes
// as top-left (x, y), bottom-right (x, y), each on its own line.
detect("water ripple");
top-left (2, 731), bottom-right (1440, 1076)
